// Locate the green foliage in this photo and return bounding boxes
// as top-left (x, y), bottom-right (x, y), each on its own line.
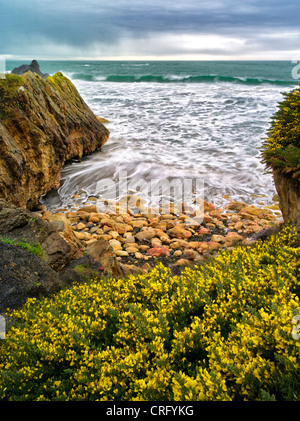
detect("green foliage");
top-left (261, 84), bottom-right (300, 177)
top-left (47, 72), bottom-right (77, 95)
top-left (0, 74), bottom-right (24, 119)
top-left (0, 237), bottom-right (44, 258)
top-left (0, 225), bottom-right (300, 401)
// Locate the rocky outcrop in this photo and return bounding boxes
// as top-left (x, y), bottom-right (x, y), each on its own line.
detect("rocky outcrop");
top-left (0, 240), bottom-right (64, 311)
top-left (273, 170), bottom-right (300, 232)
top-left (11, 60), bottom-right (49, 80)
top-left (0, 70), bottom-right (109, 209)
top-left (0, 199), bottom-right (82, 271)
top-left (0, 199), bottom-right (82, 310)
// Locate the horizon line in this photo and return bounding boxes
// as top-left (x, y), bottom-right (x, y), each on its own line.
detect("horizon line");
top-left (4, 57), bottom-right (295, 62)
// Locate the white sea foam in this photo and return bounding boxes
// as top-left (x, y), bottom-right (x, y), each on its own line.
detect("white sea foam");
top-left (42, 65), bottom-right (295, 210)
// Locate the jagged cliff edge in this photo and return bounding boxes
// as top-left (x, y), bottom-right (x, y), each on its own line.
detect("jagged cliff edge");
top-left (0, 68), bottom-right (110, 209)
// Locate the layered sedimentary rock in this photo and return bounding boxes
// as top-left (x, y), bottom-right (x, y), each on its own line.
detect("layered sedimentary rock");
top-left (0, 70), bottom-right (109, 209)
top-left (273, 170), bottom-right (300, 232)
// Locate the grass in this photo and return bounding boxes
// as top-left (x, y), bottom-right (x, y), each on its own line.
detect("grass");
top-left (0, 237), bottom-right (44, 258)
top-left (0, 74), bottom-right (24, 119)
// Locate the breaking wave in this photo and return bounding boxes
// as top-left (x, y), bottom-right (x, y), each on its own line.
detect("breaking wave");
top-left (69, 72), bottom-right (295, 86)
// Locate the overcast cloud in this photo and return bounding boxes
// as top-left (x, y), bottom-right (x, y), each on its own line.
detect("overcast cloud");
top-left (0, 0), bottom-right (300, 59)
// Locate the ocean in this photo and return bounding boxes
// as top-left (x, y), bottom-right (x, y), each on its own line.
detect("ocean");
top-left (6, 60), bottom-right (299, 211)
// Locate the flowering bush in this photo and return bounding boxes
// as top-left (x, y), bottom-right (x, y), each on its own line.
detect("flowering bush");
top-left (0, 225), bottom-right (300, 401)
top-left (261, 84), bottom-right (300, 178)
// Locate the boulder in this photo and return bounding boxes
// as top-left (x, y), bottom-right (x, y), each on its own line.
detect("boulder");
top-left (86, 240), bottom-right (125, 278)
top-left (167, 225), bottom-right (192, 239)
top-left (0, 241), bottom-right (63, 311)
top-left (0, 200), bottom-right (81, 271)
top-left (147, 246), bottom-right (170, 257)
top-left (11, 60), bottom-right (50, 80)
top-left (0, 70), bottom-right (109, 209)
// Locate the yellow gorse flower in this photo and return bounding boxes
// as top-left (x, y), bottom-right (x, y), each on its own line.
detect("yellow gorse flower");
top-left (0, 225), bottom-right (299, 401)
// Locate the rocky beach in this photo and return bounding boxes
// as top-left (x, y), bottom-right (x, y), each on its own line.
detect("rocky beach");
top-left (0, 61), bottom-right (297, 311)
top-left (36, 194), bottom-right (283, 274)
top-left (2, 1), bottom-right (300, 402)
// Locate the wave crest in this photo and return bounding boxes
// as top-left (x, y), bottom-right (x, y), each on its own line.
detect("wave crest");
top-left (69, 72), bottom-right (295, 86)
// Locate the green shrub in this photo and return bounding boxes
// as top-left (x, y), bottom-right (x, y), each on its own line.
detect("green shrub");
top-left (261, 84), bottom-right (300, 178)
top-left (0, 225), bottom-right (300, 401)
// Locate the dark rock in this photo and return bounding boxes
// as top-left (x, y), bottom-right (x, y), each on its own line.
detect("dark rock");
top-left (0, 200), bottom-right (81, 271)
top-left (0, 241), bottom-right (63, 311)
top-left (247, 225), bottom-right (282, 243)
top-left (59, 254), bottom-right (104, 284)
top-left (11, 60), bottom-right (50, 80)
top-left (169, 264), bottom-right (182, 276)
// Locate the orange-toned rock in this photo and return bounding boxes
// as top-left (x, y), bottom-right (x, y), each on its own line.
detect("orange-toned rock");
top-left (197, 242), bottom-right (209, 252)
top-left (240, 212), bottom-right (259, 221)
top-left (230, 214), bottom-right (240, 223)
top-left (130, 219), bottom-right (148, 229)
top-left (76, 222), bottom-right (86, 230)
top-left (167, 225), bottom-right (192, 239)
top-left (114, 223), bottom-right (127, 235)
top-left (89, 213), bottom-right (102, 223)
top-left (211, 234), bottom-right (225, 243)
top-left (234, 221), bottom-right (244, 231)
top-left (187, 241), bottom-right (202, 249)
top-left (181, 249), bottom-right (200, 260)
top-left (206, 223), bottom-right (216, 229)
top-left (170, 241), bottom-right (182, 250)
top-left (203, 214), bottom-right (213, 223)
top-left (207, 241), bottom-right (221, 251)
top-left (74, 231), bottom-right (91, 241)
top-left (173, 250), bottom-right (182, 257)
top-left (147, 246), bottom-right (170, 257)
top-left (198, 227), bottom-right (210, 235)
top-left (175, 258), bottom-right (193, 267)
top-left (125, 246), bottom-right (140, 254)
top-left (210, 210), bottom-right (222, 219)
top-left (42, 210), bottom-right (52, 220)
top-left (78, 205), bottom-right (98, 214)
top-left (121, 214), bottom-right (133, 224)
top-left (86, 240), bottom-right (124, 278)
top-left (227, 201), bottom-right (247, 211)
top-left (224, 232), bottom-right (243, 245)
top-left (195, 199), bottom-right (215, 212)
top-left (242, 205), bottom-right (272, 217)
top-left (76, 211), bottom-right (90, 221)
top-left (135, 229), bottom-right (156, 241)
top-left (100, 218), bottom-right (116, 228)
top-left (139, 244), bottom-right (150, 252)
top-left (148, 217), bottom-right (160, 226)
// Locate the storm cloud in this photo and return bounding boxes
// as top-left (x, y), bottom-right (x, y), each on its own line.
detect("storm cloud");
top-left (1, 0), bottom-right (300, 59)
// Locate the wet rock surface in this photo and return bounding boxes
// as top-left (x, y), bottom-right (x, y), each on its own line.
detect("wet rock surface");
top-left (0, 69), bottom-right (109, 209)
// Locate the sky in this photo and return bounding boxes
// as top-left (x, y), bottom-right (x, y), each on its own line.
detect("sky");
top-left (0, 0), bottom-right (300, 60)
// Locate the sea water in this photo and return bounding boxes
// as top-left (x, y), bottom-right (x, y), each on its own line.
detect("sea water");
top-left (7, 60), bottom-right (298, 210)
